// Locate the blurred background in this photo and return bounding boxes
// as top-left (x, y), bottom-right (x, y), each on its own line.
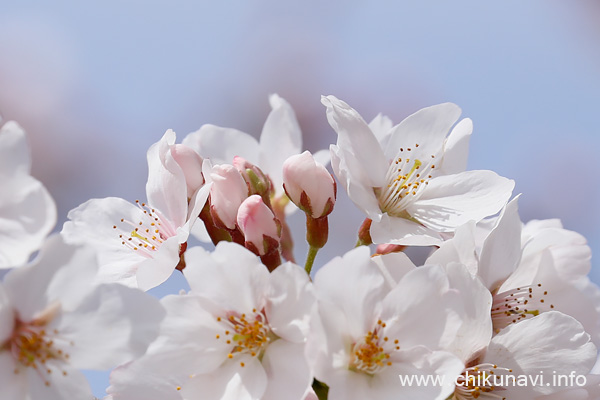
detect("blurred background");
top-left (1, 0), bottom-right (599, 396)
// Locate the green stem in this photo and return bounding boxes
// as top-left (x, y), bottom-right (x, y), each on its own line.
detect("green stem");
top-left (304, 245), bottom-right (319, 275)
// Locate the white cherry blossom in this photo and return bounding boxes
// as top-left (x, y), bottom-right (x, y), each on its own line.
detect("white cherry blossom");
top-left (62, 130), bottom-right (210, 290)
top-left (0, 235), bottom-right (164, 400)
top-left (322, 95), bottom-right (514, 245)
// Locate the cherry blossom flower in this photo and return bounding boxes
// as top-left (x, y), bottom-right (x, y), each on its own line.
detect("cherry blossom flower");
top-left (0, 235), bottom-right (164, 400)
top-left (450, 312), bottom-right (596, 399)
top-left (322, 95), bottom-right (514, 245)
top-left (0, 121), bottom-right (56, 268)
top-left (309, 246), bottom-right (466, 400)
top-left (107, 242), bottom-right (315, 400)
top-left (62, 130), bottom-right (210, 290)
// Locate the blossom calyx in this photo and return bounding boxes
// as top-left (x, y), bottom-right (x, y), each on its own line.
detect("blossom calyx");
top-left (283, 151), bottom-right (336, 218)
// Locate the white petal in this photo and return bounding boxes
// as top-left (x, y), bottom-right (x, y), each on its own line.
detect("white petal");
top-left (425, 220), bottom-right (479, 275)
top-left (183, 243), bottom-right (270, 314)
top-left (0, 283), bottom-right (15, 342)
top-left (266, 262), bottom-right (315, 343)
top-left (0, 352), bottom-right (27, 400)
top-left (330, 145), bottom-right (382, 221)
top-left (384, 102), bottom-right (462, 162)
top-left (27, 364), bottom-right (92, 400)
top-left (314, 246), bottom-right (386, 338)
top-left (259, 94), bottom-right (303, 196)
top-left (484, 312), bottom-right (597, 395)
top-left (370, 213), bottom-right (444, 246)
top-left (135, 235), bottom-right (182, 290)
top-left (368, 113), bottom-right (393, 146)
top-left (59, 283), bottom-right (165, 370)
top-left (410, 170), bottom-right (515, 231)
top-left (478, 196), bottom-right (522, 291)
top-left (322, 95), bottom-right (388, 187)
top-left (261, 340), bottom-right (312, 400)
top-left (181, 356), bottom-right (267, 400)
top-left (182, 124), bottom-right (260, 165)
top-left (0, 121), bottom-right (30, 176)
top-left (371, 252), bottom-right (417, 289)
top-left (438, 117), bottom-right (472, 175)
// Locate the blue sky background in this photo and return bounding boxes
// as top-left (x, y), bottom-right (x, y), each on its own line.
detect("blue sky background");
top-left (1, 1), bottom-right (599, 397)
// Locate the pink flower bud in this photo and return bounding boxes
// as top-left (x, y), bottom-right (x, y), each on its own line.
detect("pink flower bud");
top-left (237, 195), bottom-right (281, 256)
top-left (233, 156), bottom-right (274, 203)
top-left (283, 151), bottom-right (336, 218)
top-left (209, 164), bottom-right (249, 230)
top-left (170, 144), bottom-right (205, 198)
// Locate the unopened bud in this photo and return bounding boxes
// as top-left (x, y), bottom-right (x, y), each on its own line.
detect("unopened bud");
top-left (209, 164), bottom-right (249, 230)
top-left (233, 156), bottom-right (274, 206)
top-left (237, 195), bottom-right (281, 256)
top-left (283, 151), bottom-right (336, 218)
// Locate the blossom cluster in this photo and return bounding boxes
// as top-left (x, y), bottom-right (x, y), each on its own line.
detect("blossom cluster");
top-left (0, 94), bottom-right (598, 400)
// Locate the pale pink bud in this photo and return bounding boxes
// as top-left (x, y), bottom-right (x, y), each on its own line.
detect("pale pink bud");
top-left (170, 144), bottom-right (204, 198)
top-left (233, 156), bottom-right (273, 202)
top-left (236, 195), bottom-right (281, 256)
top-left (283, 151), bottom-right (336, 218)
top-left (209, 164), bottom-right (249, 230)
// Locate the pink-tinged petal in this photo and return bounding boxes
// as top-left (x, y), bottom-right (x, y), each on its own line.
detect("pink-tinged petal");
top-left (27, 364), bottom-right (92, 400)
top-left (384, 102), bottom-right (462, 162)
top-left (283, 151), bottom-right (336, 218)
top-left (259, 94), bottom-right (302, 196)
top-left (438, 117), bottom-right (473, 176)
top-left (371, 252), bottom-right (417, 289)
top-left (237, 195), bottom-right (280, 255)
top-left (0, 352), bottom-right (27, 400)
top-left (266, 262), bottom-right (314, 343)
top-left (58, 283), bottom-right (164, 370)
top-left (208, 164), bottom-right (248, 230)
top-left (478, 196), bottom-right (522, 291)
top-left (261, 340), bottom-right (312, 400)
top-left (181, 355), bottom-right (267, 400)
top-left (381, 265), bottom-right (461, 350)
top-left (442, 263), bottom-right (493, 364)
top-left (170, 144), bottom-right (205, 198)
top-left (4, 235), bottom-right (97, 321)
top-left (330, 145), bottom-right (382, 221)
top-left (370, 213), bottom-right (444, 246)
top-left (484, 312), bottom-right (597, 396)
top-left (322, 95), bottom-right (388, 187)
top-left (314, 246), bottom-right (386, 338)
top-left (368, 113), bottom-right (393, 147)
top-left (409, 170), bottom-right (515, 231)
top-left (146, 130), bottom-right (188, 227)
top-left (183, 243), bottom-right (270, 314)
top-left (182, 124), bottom-right (260, 165)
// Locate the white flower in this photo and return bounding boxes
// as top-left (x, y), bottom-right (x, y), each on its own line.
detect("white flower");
top-left (0, 121), bottom-right (56, 268)
top-left (451, 312), bottom-right (596, 399)
top-left (309, 246), bottom-right (465, 400)
top-left (0, 235), bottom-right (164, 400)
top-left (182, 94), bottom-right (329, 214)
top-left (322, 95), bottom-right (514, 245)
top-left (62, 130), bottom-right (210, 290)
top-left (108, 242), bottom-right (315, 400)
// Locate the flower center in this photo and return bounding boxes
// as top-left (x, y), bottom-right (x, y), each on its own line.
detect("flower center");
top-left (491, 284), bottom-right (553, 333)
top-left (349, 319), bottom-right (398, 375)
top-left (113, 200), bottom-right (177, 258)
top-left (377, 144), bottom-right (437, 217)
top-left (2, 304), bottom-right (73, 387)
top-left (453, 363), bottom-right (511, 400)
top-left (215, 309), bottom-right (272, 367)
